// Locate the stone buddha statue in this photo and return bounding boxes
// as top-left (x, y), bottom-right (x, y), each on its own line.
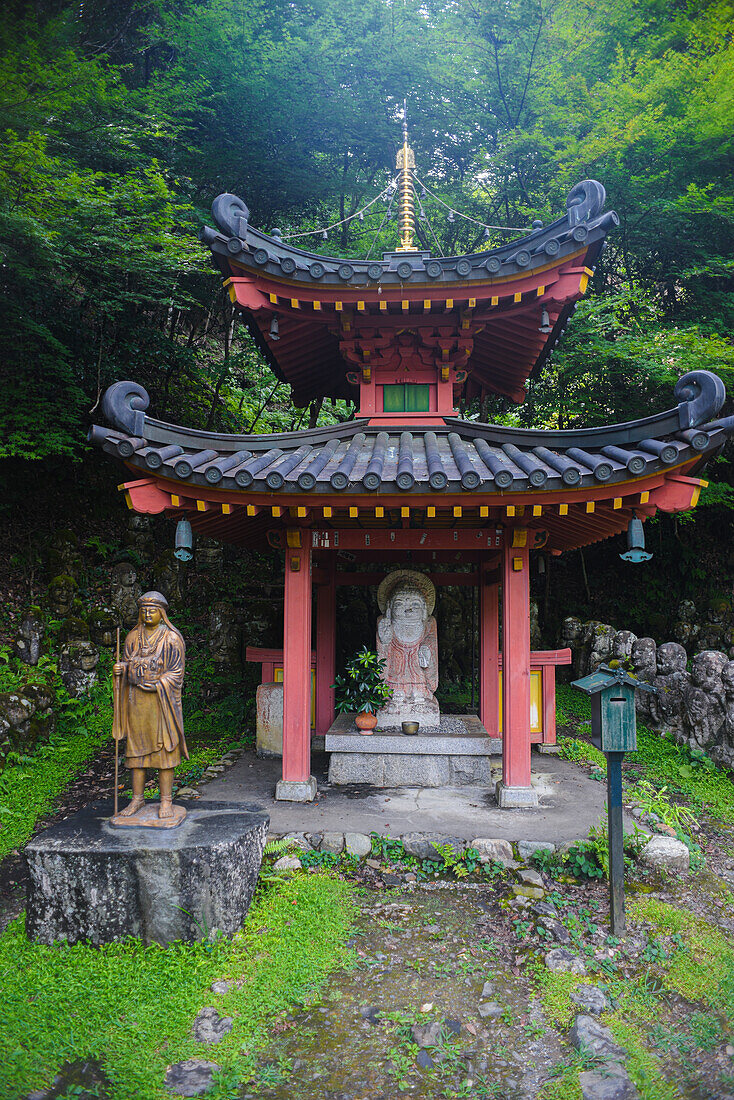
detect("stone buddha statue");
top-left (376, 570), bottom-right (439, 730)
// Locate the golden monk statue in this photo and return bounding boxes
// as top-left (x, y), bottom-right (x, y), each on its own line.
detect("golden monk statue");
top-left (111, 591), bottom-right (189, 827)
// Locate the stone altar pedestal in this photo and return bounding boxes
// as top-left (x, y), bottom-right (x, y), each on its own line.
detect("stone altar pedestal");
top-left (25, 800), bottom-right (268, 946)
top-left (326, 713), bottom-right (500, 787)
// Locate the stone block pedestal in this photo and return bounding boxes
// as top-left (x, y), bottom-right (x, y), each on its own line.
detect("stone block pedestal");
top-left (326, 714), bottom-right (501, 788)
top-left (25, 800), bottom-right (269, 946)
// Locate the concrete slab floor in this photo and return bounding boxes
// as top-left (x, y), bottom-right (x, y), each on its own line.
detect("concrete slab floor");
top-left (199, 750), bottom-right (633, 843)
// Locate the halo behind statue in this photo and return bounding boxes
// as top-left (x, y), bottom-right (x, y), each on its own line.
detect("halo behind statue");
top-left (377, 570), bottom-right (436, 616)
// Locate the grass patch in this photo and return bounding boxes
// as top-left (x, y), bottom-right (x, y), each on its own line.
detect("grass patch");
top-left (607, 1017), bottom-right (677, 1100)
top-left (0, 658), bottom-right (113, 860)
top-left (629, 896), bottom-right (734, 1013)
top-left (556, 737), bottom-right (607, 771)
top-left (527, 956), bottom-right (584, 1027)
top-left (0, 872), bottom-right (355, 1100)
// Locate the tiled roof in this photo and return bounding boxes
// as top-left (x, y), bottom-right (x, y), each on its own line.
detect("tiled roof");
top-left (90, 371), bottom-right (732, 498)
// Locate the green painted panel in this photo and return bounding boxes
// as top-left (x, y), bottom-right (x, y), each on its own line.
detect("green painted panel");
top-left (383, 384), bottom-right (405, 412)
top-left (405, 384), bottom-right (430, 412)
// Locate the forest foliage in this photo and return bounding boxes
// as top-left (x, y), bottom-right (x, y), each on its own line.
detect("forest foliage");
top-left (0, 0), bottom-right (732, 468)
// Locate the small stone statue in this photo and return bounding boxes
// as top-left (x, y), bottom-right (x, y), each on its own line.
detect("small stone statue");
top-left (721, 661), bottom-right (734, 752)
top-left (47, 575), bottom-right (78, 618)
top-left (14, 608), bottom-right (45, 666)
top-left (673, 599), bottom-right (699, 652)
top-left (582, 621), bottom-right (614, 676)
top-left (559, 616), bottom-right (584, 679)
top-left (110, 561), bottom-right (144, 628)
top-left (376, 570), bottom-right (439, 730)
top-left (683, 650), bottom-right (727, 751)
top-left (649, 642), bottom-right (689, 734)
top-left (610, 629), bottom-right (637, 668)
top-left (631, 637), bottom-right (657, 718)
top-left (112, 591), bottom-right (188, 827)
top-left (59, 626), bottom-right (100, 697)
top-left (208, 600), bottom-right (242, 671)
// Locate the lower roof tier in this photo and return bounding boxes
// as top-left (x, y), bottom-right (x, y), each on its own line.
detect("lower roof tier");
top-left (91, 370), bottom-right (729, 493)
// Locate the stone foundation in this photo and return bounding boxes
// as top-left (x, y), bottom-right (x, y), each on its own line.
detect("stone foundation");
top-left (326, 713), bottom-right (500, 788)
top-left (25, 799), bottom-right (268, 946)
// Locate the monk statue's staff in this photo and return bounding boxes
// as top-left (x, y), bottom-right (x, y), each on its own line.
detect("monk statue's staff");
top-left (113, 626), bottom-right (121, 817)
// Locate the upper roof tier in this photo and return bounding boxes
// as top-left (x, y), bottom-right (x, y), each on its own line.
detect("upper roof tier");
top-left (200, 180), bottom-right (618, 409)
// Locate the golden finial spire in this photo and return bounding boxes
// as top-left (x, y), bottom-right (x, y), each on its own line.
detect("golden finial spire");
top-left (395, 100), bottom-right (417, 252)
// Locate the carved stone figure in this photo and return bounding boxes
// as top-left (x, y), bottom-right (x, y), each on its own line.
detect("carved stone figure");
top-left (14, 608), bottom-right (45, 666)
top-left (43, 530), bottom-right (82, 581)
top-left (48, 575), bottom-right (78, 619)
top-left (611, 629), bottom-right (637, 668)
top-left (721, 661), bottom-right (734, 753)
top-left (559, 616), bottom-right (584, 679)
top-left (375, 570), bottom-right (439, 730)
top-left (582, 621), bottom-right (614, 676)
top-left (110, 561), bottom-right (143, 628)
top-left (697, 600), bottom-right (731, 653)
top-left (529, 598), bottom-right (541, 650)
top-left (631, 637), bottom-right (657, 718)
top-left (112, 591), bottom-right (188, 825)
top-left (58, 619), bottom-right (99, 697)
top-left (0, 683), bottom-right (55, 756)
top-left (208, 600), bottom-right (242, 671)
top-left (683, 650), bottom-right (727, 750)
top-left (673, 599), bottom-right (700, 652)
top-left (89, 606), bottom-right (119, 648)
top-left (152, 549), bottom-right (183, 607)
top-left (124, 514), bottom-right (156, 560)
top-left (649, 642), bottom-right (689, 733)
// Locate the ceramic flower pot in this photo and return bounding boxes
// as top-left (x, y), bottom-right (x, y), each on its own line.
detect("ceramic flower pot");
top-left (355, 711), bottom-right (378, 734)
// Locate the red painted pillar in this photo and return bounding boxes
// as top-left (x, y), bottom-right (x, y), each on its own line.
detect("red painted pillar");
top-left (480, 566), bottom-right (500, 736)
top-left (276, 534), bottom-right (316, 802)
top-left (315, 556), bottom-right (336, 736)
top-left (498, 532), bottom-right (537, 807)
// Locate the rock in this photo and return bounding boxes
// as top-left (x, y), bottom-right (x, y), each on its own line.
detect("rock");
top-left (545, 948), bottom-right (587, 974)
top-left (570, 1015), bottom-right (627, 1061)
top-left (481, 981), bottom-right (494, 998)
top-left (517, 868), bottom-right (544, 887)
top-left (511, 885), bottom-right (544, 899)
top-left (176, 787), bottom-right (200, 799)
top-left (402, 832), bottom-right (466, 861)
top-left (193, 1006), bottom-right (233, 1044)
top-left (443, 1018), bottom-right (461, 1034)
top-left (273, 855), bottom-right (302, 871)
top-left (320, 832), bottom-right (345, 854)
top-left (517, 840), bottom-right (555, 861)
top-left (411, 1020), bottom-right (443, 1047)
top-left (366, 858), bottom-right (382, 869)
top-left (383, 873), bottom-right (402, 886)
top-left (539, 918), bottom-right (572, 946)
top-left (478, 1002), bottom-right (504, 1019)
top-left (164, 1059), bottom-right (221, 1096)
top-left (579, 1062), bottom-right (640, 1100)
top-left (345, 832), bottom-right (372, 858)
top-left (282, 832), bottom-right (311, 851)
top-left (570, 986), bottom-right (610, 1015)
top-left (639, 836), bottom-right (690, 874)
top-left (14, 608), bottom-right (45, 665)
top-left (416, 1049), bottom-right (434, 1069)
top-left (24, 800), bottom-right (268, 946)
top-left (210, 980), bottom-right (236, 995)
top-left (532, 901), bottom-right (559, 918)
top-left (471, 838), bottom-right (514, 867)
top-left (58, 639), bottom-right (100, 697)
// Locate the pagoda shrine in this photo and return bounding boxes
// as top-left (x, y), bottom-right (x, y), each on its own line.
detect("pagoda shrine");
top-left (90, 126), bottom-right (734, 806)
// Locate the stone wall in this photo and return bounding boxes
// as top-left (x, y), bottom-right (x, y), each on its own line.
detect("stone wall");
top-left (559, 605), bottom-right (734, 769)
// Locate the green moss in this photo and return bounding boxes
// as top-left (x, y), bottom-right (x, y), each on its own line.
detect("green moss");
top-left (556, 737), bottom-right (607, 771)
top-left (0, 873), bottom-right (355, 1100)
top-left (629, 897), bottom-right (734, 1013)
top-left (607, 1017), bottom-right (677, 1100)
top-left (527, 957), bottom-right (584, 1028)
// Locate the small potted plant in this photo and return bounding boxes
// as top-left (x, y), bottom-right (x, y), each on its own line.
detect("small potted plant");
top-left (332, 647), bottom-right (393, 733)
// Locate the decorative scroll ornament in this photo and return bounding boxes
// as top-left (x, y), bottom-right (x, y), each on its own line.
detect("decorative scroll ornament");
top-left (566, 180), bottom-right (607, 226)
top-left (102, 381), bottom-right (150, 436)
top-left (211, 193), bottom-right (250, 239)
top-left (675, 370), bottom-right (727, 428)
